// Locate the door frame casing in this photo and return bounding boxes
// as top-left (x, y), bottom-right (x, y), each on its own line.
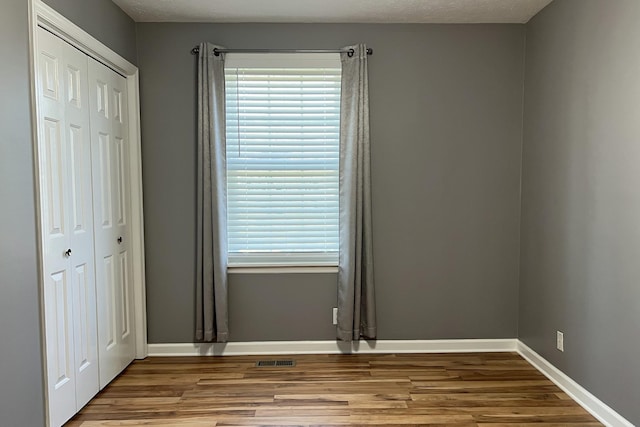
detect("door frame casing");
top-left (28, 0), bottom-right (147, 422)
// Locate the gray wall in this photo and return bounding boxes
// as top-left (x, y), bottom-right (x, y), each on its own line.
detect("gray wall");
top-left (43, 0), bottom-right (137, 64)
top-left (0, 0), bottom-right (136, 425)
top-left (136, 23), bottom-right (525, 343)
top-left (519, 0), bottom-right (640, 424)
top-left (0, 2), bottom-right (45, 426)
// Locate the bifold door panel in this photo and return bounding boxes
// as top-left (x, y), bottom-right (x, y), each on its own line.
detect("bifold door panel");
top-left (88, 57), bottom-right (135, 389)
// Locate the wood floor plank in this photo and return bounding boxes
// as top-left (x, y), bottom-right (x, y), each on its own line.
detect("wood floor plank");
top-left (66, 352), bottom-right (602, 426)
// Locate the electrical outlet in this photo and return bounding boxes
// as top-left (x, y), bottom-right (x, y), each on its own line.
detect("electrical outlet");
top-left (332, 307), bottom-right (338, 325)
top-left (556, 331), bottom-right (564, 352)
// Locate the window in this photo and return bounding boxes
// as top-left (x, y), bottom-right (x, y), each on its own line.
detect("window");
top-left (225, 54), bottom-right (341, 266)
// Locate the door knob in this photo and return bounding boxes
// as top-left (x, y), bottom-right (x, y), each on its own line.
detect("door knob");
top-left (64, 249), bottom-right (72, 257)
top-left (117, 236), bottom-right (123, 244)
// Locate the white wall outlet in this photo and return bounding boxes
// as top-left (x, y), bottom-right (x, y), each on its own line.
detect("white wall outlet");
top-left (332, 307), bottom-right (338, 325)
top-left (556, 331), bottom-right (564, 352)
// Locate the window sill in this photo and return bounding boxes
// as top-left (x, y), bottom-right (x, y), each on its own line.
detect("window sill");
top-left (227, 265), bottom-right (338, 274)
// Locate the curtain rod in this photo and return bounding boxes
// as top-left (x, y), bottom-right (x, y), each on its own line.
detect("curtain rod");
top-left (190, 47), bottom-right (373, 57)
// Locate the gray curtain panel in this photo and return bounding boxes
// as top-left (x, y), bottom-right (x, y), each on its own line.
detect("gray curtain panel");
top-left (337, 44), bottom-right (376, 342)
top-left (196, 42), bottom-right (229, 343)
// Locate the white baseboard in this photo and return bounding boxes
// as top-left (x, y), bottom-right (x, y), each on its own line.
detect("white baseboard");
top-left (147, 338), bottom-right (517, 357)
top-left (516, 340), bottom-right (634, 427)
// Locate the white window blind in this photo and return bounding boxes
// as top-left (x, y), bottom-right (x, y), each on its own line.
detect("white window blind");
top-left (225, 54), bottom-right (341, 266)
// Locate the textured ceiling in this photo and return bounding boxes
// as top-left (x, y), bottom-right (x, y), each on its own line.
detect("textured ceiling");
top-left (112, 0), bottom-right (553, 23)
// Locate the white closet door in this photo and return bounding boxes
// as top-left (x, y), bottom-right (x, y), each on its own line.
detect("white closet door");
top-left (36, 27), bottom-right (99, 427)
top-left (37, 27), bottom-right (76, 427)
top-left (64, 40), bottom-right (100, 410)
top-left (88, 57), bottom-right (135, 388)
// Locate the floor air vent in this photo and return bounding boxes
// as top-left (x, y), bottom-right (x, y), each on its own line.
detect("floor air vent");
top-left (256, 359), bottom-right (296, 367)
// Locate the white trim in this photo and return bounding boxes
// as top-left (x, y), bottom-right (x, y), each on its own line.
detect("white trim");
top-left (34, 2), bottom-right (136, 76)
top-left (27, 1), bottom-right (51, 426)
top-left (127, 70), bottom-right (148, 359)
top-left (228, 252), bottom-right (339, 268)
top-left (148, 339), bottom-right (517, 356)
top-left (228, 266), bottom-right (338, 274)
top-left (29, 0), bottom-right (147, 364)
top-left (516, 340), bottom-right (634, 427)
top-left (225, 52), bottom-right (341, 68)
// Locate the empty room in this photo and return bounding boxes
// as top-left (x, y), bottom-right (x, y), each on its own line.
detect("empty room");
top-left (1, 0), bottom-right (639, 426)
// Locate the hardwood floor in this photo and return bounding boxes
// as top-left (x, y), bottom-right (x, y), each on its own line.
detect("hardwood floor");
top-left (66, 352), bottom-right (602, 426)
